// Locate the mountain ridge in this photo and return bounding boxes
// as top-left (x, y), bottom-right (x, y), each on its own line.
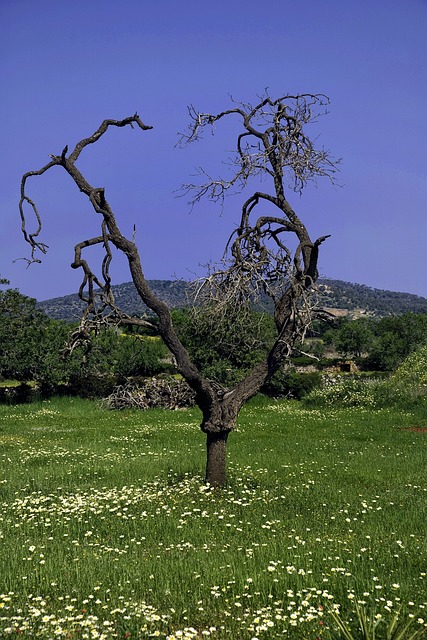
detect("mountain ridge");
top-left (37, 279), bottom-right (427, 322)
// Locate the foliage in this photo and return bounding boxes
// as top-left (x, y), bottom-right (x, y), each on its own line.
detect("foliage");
top-left (262, 369), bottom-right (322, 399)
top-left (0, 382), bottom-right (34, 404)
top-left (2, 276), bottom-right (426, 409)
top-left (172, 308), bottom-right (276, 387)
top-left (171, 305), bottom-right (427, 386)
top-left (305, 343), bottom-right (427, 410)
top-left (391, 342), bottom-right (427, 387)
top-left (0, 281), bottom-right (169, 398)
top-left (323, 313), bottom-right (427, 372)
top-left (335, 318), bottom-right (375, 358)
top-left (303, 376), bottom-right (379, 408)
top-left (53, 330), bottom-right (170, 398)
top-left (376, 343), bottom-right (427, 408)
top-left (363, 314), bottom-right (427, 371)
top-left (364, 332), bottom-right (404, 372)
top-left (66, 330), bottom-right (169, 388)
top-left (0, 281), bottom-right (52, 381)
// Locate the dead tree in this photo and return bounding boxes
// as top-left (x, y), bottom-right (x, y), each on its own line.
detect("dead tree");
top-left (19, 95), bottom-right (339, 486)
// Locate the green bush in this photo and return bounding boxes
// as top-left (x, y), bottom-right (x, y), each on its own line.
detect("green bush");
top-left (303, 377), bottom-right (378, 408)
top-left (290, 355), bottom-right (321, 367)
top-left (391, 342), bottom-right (427, 387)
top-left (262, 370), bottom-right (322, 399)
top-left (66, 373), bottom-right (119, 399)
top-left (379, 343), bottom-right (427, 407)
top-left (0, 382), bottom-right (37, 404)
top-left (319, 312), bottom-right (427, 372)
top-left (0, 281), bottom-right (171, 399)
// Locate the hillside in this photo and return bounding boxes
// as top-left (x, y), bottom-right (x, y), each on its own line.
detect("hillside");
top-left (37, 278), bottom-right (427, 322)
top-left (316, 279), bottom-right (427, 316)
top-left (37, 280), bottom-right (192, 322)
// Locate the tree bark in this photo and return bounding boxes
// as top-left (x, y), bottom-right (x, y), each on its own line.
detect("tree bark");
top-left (205, 431), bottom-right (229, 487)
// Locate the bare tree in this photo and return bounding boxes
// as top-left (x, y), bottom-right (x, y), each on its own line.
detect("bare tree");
top-left (19, 94), bottom-right (339, 486)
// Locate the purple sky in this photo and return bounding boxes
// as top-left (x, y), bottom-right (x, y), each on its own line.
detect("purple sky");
top-left (1, 0), bottom-right (426, 301)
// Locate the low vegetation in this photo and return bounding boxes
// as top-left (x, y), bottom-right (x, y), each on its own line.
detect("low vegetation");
top-left (0, 397), bottom-right (426, 638)
top-left (0, 279), bottom-right (171, 399)
top-left (303, 342), bottom-right (427, 410)
top-left (2, 278), bottom-right (427, 404)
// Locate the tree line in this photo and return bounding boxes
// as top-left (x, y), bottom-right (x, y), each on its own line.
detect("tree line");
top-left (0, 278), bottom-right (169, 398)
top-left (2, 278), bottom-right (426, 401)
top-left (318, 313), bottom-right (427, 371)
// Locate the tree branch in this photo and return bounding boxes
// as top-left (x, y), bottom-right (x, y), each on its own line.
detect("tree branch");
top-left (182, 92), bottom-right (339, 413)
top-left (19, 114), bottom-right (222, 418)
top-left (68, 114), bottom-right (153, 164)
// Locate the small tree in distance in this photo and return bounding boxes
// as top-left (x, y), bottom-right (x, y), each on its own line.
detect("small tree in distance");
top-left (19, 93), bottom-right (340, 486)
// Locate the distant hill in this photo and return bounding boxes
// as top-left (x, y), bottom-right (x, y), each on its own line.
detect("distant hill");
top-left (37, 278), bottom-right (427, 322)
top-left (316, 279), bottom-right (427, 316)
top-left (37, 280), bottom-right (192, 322)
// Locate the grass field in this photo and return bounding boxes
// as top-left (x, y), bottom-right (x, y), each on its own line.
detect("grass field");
top-left (0, 396), bottom-right (426, 639)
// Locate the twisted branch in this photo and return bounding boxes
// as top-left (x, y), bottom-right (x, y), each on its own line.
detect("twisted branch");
top-left (19, 114), bottom-right (157, 348)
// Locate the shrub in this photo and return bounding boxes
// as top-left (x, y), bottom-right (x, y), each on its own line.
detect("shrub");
top-left (0, 382), bottom-right (37, 404)
top-left (172, 308), bottom-right (276, 387)
top-left (290, 355), bottom-right (321, 367)
top-left (303, 376), bottom-right (378, 408)
top-left (262, 370), bottom-right (322, 399)
top-left (391, 342), bottom-right (427, 387)
top-left (67, 373), bottom-right (119, 399)
top-left (379, 343), bottom-right (427, 407)
top-left (304, 344), bottom-right (427, 409)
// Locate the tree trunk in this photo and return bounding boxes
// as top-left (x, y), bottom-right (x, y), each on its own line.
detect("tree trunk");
top-left (205, 431), bottom-right (229, 487)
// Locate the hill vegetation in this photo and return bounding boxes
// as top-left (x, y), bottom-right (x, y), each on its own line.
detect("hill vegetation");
top-left (316, 279), bottom-right (427, 315)
top-left (37, 279), bottom-right (427, 322)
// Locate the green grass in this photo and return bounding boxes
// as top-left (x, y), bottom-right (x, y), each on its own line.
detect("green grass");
top-left (0, 396), bottom-right (426, 639)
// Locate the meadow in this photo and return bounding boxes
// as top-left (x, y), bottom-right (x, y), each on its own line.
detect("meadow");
top-left (0, 396), bottom-right (426, 639)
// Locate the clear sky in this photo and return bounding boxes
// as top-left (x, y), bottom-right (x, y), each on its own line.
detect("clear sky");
top-left (1, 0), bottom-right (426, 301)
